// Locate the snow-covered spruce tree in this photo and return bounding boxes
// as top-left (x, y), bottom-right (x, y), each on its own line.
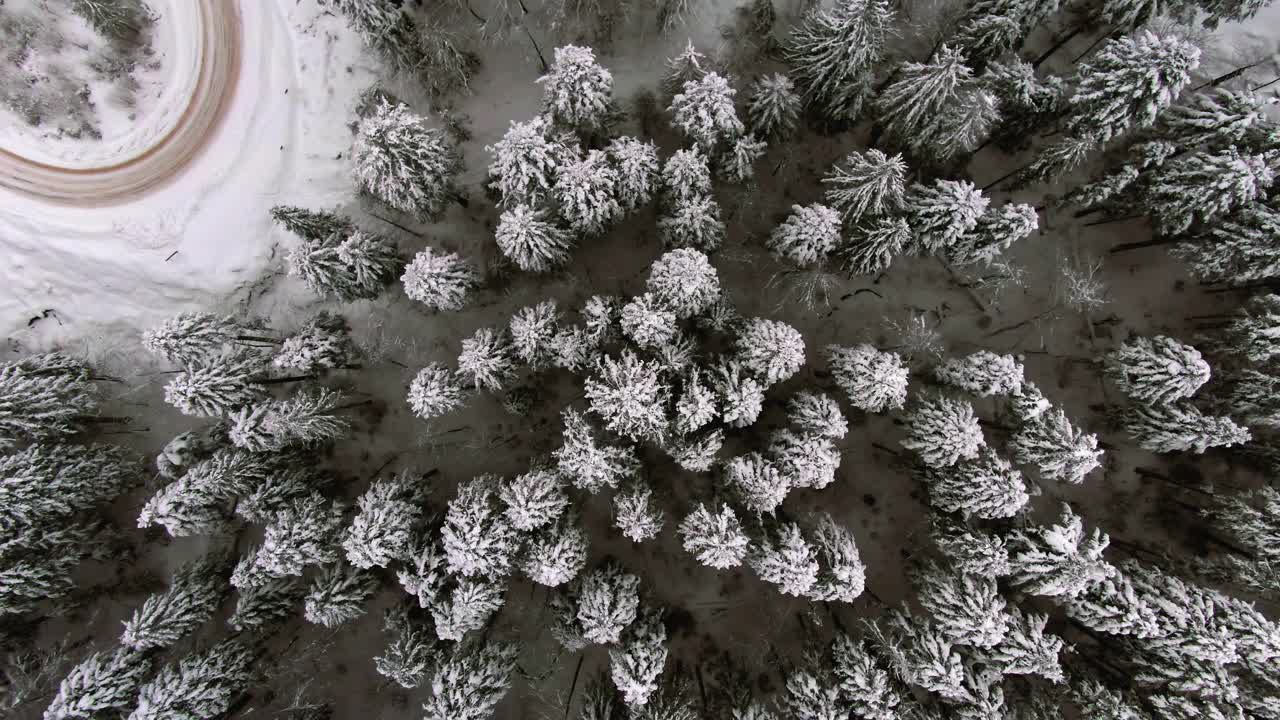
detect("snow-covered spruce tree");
top-left (768, 203), bottom-right (843, 266)
top-left (522, 514), bottom-right (588, 587)
top-left (1202, 486), bottom-right (1280, 567)
top-left (1, 443), bottom-right (139, 527)
top-left (343, 472), bottom-right (427, 569)
top-left (331, 0), bottom-right (422, 74)
top-left (984, 58), bottom-right (1065, 152)
top-left (230, 388), bottom-right (349, 452)
top-left (785, 0), bottom-right (894, 121)
top-left (830, 633), bottom-right (904, 719)
top-left (1173, 199), bottom-right (1280, 283)
top-left (128, 640), bottom-right (251, 720)
top-left (675, 370), bottom-right (717, 433)
top-left (985, 606), bottom-right (1065, 683)
top-left (928, 86), bottom-right (1001, 164)
top-left (824, 344), bottom-right (909, 412)
top-left (751, 523), bottom-right (819, 597)
top-left (933, 521), bottom-right (1011, 577)
top-left (249, 494), bottom-right (347, 581)
top-left (228, 574), bottom-right (304, 632)
top-left (510, 300), bottom-right (562, 369)
top-left (121, 554), bottom-right (227, 651)
top-left (716, 134), bottom-right (768, 184)
top-left (270, 204), bottom-right (354, 242)
top-left (396, 536), bottom-right (449, 609)
top-left (1137, 148), bottom-right (1276, 237)
top-left (1220, 293), bottom-right (1280, 363)
top-left (375, 607), bottom-right (440, 689)
top-left (442, 477), bottom-right (520, 578)
top-left (1150, 86), bottom-right (1271, 151)
top-left (661, 40), bottom-right (708, 99)
top-left (538, 45), bottom-right (614, 131)
top-left (646, 248), bottom-right (721, 319)
top-left (769, 429), bottom-right (841, 490)
top-left (1062, 31), bottom-right (1200, 144)
top-left (585, 351), bottom-right (670, 442)
top-left (555, 408), bottom-right (639, 493)
top-left (782, 658), bottom-right (844, 720)
top-left (747, 73), bottom-right (801, 139)
top-left (948, 203), bottom-right (1038, 266)
top-left (787, 391), bottom-right (849, 439)
top-left (610, 607), bottom-right (668, 707)
top-left (495, 204), bottom-right (574, 273)
top-left (915, 563), bottom-right (1008, 648)
top-left (679, 503), bottom-right (750, 569)
top-left (273, 311), bottom-right (357, 373)
top-left (163, 350), bottom-right (265, 418)
top-left (1007, 503), bottom-right (1115, 598)
top-left (916, 446), bottom-right (1029, 519)
top-left (621, 294), bottom-right (679, 350)
top-left (1223, 368), bottom-right (1280, 428)
top-left (873, 611), bottom-right (970, 702)
top-left (658, 195), bottom-right (726, 252)
top-left (1010, 136), bottom-right (1096, 190)
top-left (353, 100), bottom-right (461, 220)
top-left (286, 230), bottom-right (401, 301)
top-left (669, 72), bottom-right (745, 150)
top-left (1121, 402), bottom-right (1251, 454)
top-left (142, 312), bottom-right (244, 365)
top-left (1, 523), bottom-right (100, 616)
top-left (933, 350), bottom-right (1024, 397)
top-left (900, 394), bottom-right (985, 468)
top-left (614, 482), bottom-right (665, 542)
top-left (1062, 164), bottom-right (1141, 213)
top-left (902, 179), bottom-right (989, 255)
top-left (875, 44), bottom-right (972, 147)
top-left (1008, 400), bottom-right (1103, 484)
top-left (725, 452), bottom-right (789, 514)
top-left (431, 579), bottom-right (506, 642)
top-left (807, 514), bottom-right (866, 603)
top-left (822, 150), bottom-right (907, 225)
top-left (485, 115), bottom-right (565, 205)
top-left (499, 469), bottom-right (569, 532)
top-left (576, 563), bottom-right (641, 644)
top-left (668, 428), bottom-right (724, 472)
top-left (735, 318), bottom-right (805, 386)
top-left (402, 246), bottom-right (480, 312)
top-left (605, 136), bottom-right (660, 214)
top-left (0, 353), bottom-right (98, 449)
top-left (1104, 335), bottom-right (1210, 404)
top-left (421, 641), bottom-right (519, 720)
top-left (407, 363), bottom-right (467, 420)
top-left (555, 149), bottom-right (622, 236)
top-left (457, 327), bottom-right (517, 392)
top-left (303, 562), bottom-right (377, 628)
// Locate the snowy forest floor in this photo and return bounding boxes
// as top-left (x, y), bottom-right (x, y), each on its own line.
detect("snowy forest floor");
top-left (5, 0), bottom-right (1280, 718)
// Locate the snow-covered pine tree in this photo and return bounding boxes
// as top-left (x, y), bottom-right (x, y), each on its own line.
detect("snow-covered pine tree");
top-left (716, 134), bottom-right (768, 184)
top-left (724, 452), bottom-right (789, 514)
top-left (782, 658), bottom-right (844, 720)
top-left (407, 363), bottom-right (467, 420)
top-left (902, 179), bottom-right (989, 255)
top-left (375, 607), bottom-right (440, 689)
top-left (658, 195), bottom-right (726, 251)
top-left (510, 300), bottom-right (562, 369)
top-left (614, 482), bottom-right (665, 542)
top-left (1201, 485), bottom-right (1280, 567)
top-left (984, 58), bottom-right (1065, 152)
top-left (661, 40), bottom-right (708, 99)
top-left (304, 562), bottom-right (378, 628)
top-left (270, 204), bottom-right (354, 242)
top-left (1105, 335), bottom-right (1210, 404)
top-left (577, 563), bottom-right (641, 644)
top-left (485, 116), bottom-right (566, 205)
top-left (1152, 87), bottom-right (1271, 152)
top-left (555, 408), bottom-right (639, 493)
top-left (679, 503), bottom-right (751, 569)
top-left (229, 388), bottom-right (349, 452)
top-left (621, 294), bottom-right (679, 349)
top-left (522, 513), bottom-right (589, 586)
top-left (927, 86), bottom-right (1000, 163)
top-left (142, 312), bottom-right (245, 365)
top-left (751, 523), bottom-right (820, 597)
top-left (538, 45), bottom-right (614, 130)
top-left (951, 0), bottom-right (1033, 64)
top-left (900, 394), bottom-right (985, 467)
top-left (331, 0), bottom-right (421, 74)
top-left (121, 554), bottom-right (228, 651)
top-left (442, 477), bottom-right (520, 578)
top-left (396, 535), bottom-right (449, 609)
top-left (1121, 402), bottom-right (1251, 454)
top-left (787, 391), bottom-right (849, 439)
top-left (661, 147), bottom-right (713, 206)
top-left (432, 579), bottom-right (506, 643)
top-left (608, 136), bottom-right (661, 212)
top-left (1062, 164), bottom-right (1141, 214)
top-left (933, 521), bottom-right (1011, 577)
top-left (669, 72), bottom-right (745, 150)
top-left (712, 358), bottom-right (766, 427)
top-left (1069, 675), bottom-right (1148, 719)
top-left (457, 327), bottom-right (518, 392)
top-left (128, 640), bottom-right (252, 720)
top-left (916, 446), bottom-right (1029, 519)
top-left (984, 607), bottom-right (1065, 683)
top-left (646, 248), bottom-right (722, 319)
top-left (1173, 199), bottom-right (1280, 283)
top-left (830, 633), bottom-right (904, 719)
top-left (1010, 136), bottom-right (1096, 190)
top-left (163, 350), bottom-right (265, 418)
top-left (585, 351), bottom-right (670, 442)
top-left (948, 203), bottom-right (1038, 266)
top-left (286, 230), bottom-right (401, 301)
top-left (1137, 148), bottom-right (1277, 237)
top-left (343, 472), bottom-right (427, 569)
top-left (1008, 402), bottom-right (1103, 484)
top-left (747, 73), bottom-right (801, 139)
top-left (1, 443), bottom-right (139, 527)
top-left (555, 149), bottom-right (622, 236)
top-left (610, 607), bottom-right (668, 707)
top-left (769, 429), bottom-right (841, 490)
top-left (872, 611), bottom-right (970, 702)
top-left (768, 203), bottom-right (843, 266)
top-left (1, 522), bottom-right (100, 616)
top-left (824, 344), bottom-right (910, 412)
top-left (228, 574), bottom-right (303, 632)
top-left (822, 150), bottom-right (907, 224)
top-left (273, 311), bottom-right (357, 373)
top-left (421, 641), bottom-right (519, 720)
top-left (915, 563), bottom-right (1008, 648)
top-left (1007, 503), bottom-right (1115, 598)
top-left (1063, 31), bottom-right (1201, 144)
top-left (875, 44), bottom-right (972, 147)
top-left (807, 514), bottom-right (866, 603)
top-left (499, 469), bottom-right (569, 532)
top-left (353, 100), bottom-right (461, 220)
top-left (401, 246), bottom-right (480, 312)
top-left (1220, 293), bottom-right (1280, 363)
top-left (0, 353), bottom-right (98, 449)
top-left (785, 0), bottom-right (894, 121)
top-left (933, 350), bottom-right (1025, 397)
top-left (247, 494), bottom-right (346, 581)
top-left (668, 428), bottom-right (725, 472)
top-left (735, 318), bottom-right (805, 386)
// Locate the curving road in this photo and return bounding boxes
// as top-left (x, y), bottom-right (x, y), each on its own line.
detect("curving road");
top-left (0, 0), bottom-right (242, 206)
